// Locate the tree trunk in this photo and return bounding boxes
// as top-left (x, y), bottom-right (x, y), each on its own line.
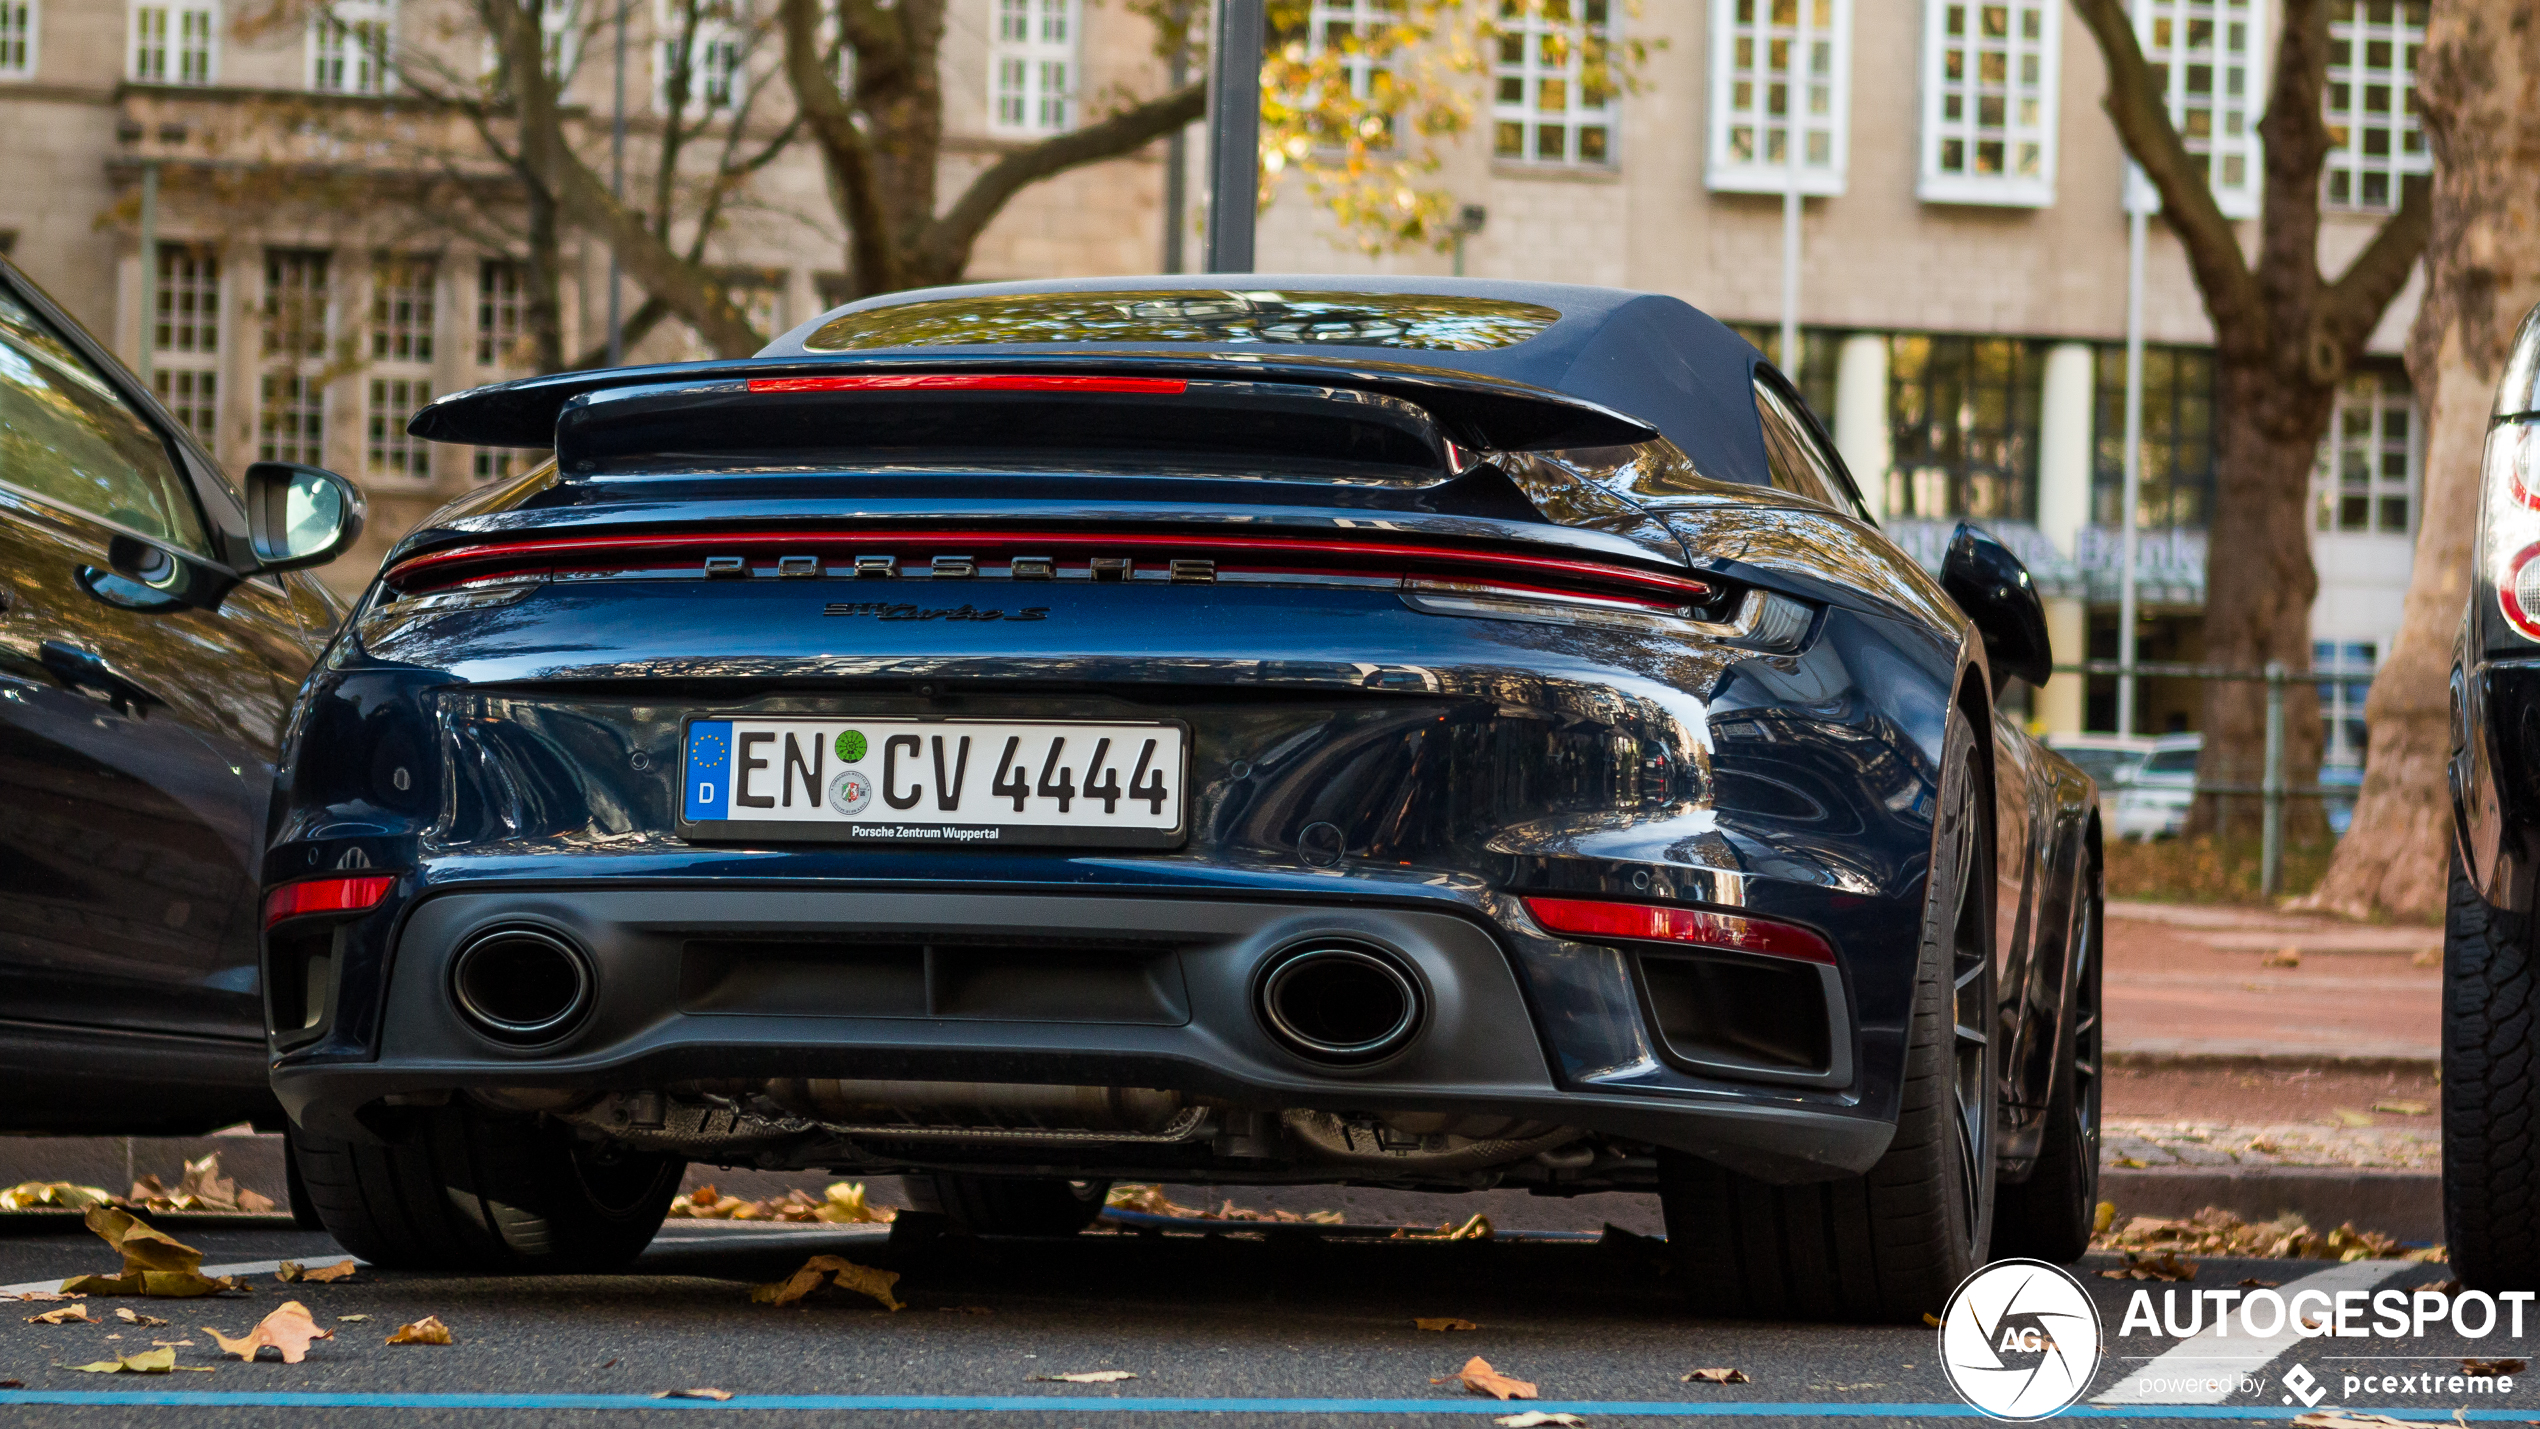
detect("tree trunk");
top-left (524, 178), bottom-right (568, 375)
top-left (2298, 0), bottom-right (2540, 919)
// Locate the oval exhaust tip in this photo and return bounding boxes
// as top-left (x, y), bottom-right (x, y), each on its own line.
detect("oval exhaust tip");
top-left (1256, 944), bottom-right (1423, 1064)
top-left (450, 927), bottom-right (593, 1045)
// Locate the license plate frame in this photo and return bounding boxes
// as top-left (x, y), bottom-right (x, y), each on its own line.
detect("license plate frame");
top-left (677, 716), bottom-right (1191, 849)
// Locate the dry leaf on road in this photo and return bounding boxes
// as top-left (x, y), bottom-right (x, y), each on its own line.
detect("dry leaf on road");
top-left (2098, 1252), bottom-right (2197, 1282)
top-left (204, 1300), bottom-right (332, 1364)
top-left (1416, 1318), bottom-right (1481, 1332)
top-left (1682, 1367), bottom-right (1750, 1384)
top-left (338, 1315), bottom-right (371, 1323)
top-left (2262, 948), bottom-right (2301, 968)
top-left (128, 1153), bottom-right (276, 1217)
top-left (2332, 1108), bottom-right (2376, 1128)
top-left (653, 1387), bottom-right (735, 1400)
top-left (2373, 1099), bottom-right (2431, 1116)
top-left (70, 1346), bottom-right (210, 1375)
top-left (1495, 1414), bottom-right (1587, 1427)
top-left (387, 1316), bottom-right (453, 1346)
top-left (1030, 1370), bottom-right (1137, 1383)
top-left (26, 1305), bottom-right (97, 1324)
top-left (274, 1259), bottom-right (356, 1284)
top-left (2462, 1357), bottom-right (2526, 1375)
top-left (1437, 1356), bottom-right (1537, 1401)
top-left (748, 1255), bottom-right (903, 1311)
top-left (0, 1181), bottom-right (113, 1212)
top-left (61, 1206), bottom-right (243, 1298)
top-left (114, 1307), bottom-right (168, 1326)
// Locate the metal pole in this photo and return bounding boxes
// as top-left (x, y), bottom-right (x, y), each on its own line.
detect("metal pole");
top-left (2261, 660), bottom-right (2286, 897)
top-left (137, 160), bottom-right (159, 388)
top-left (1163, 36), bottom-right (1189, 274)
top-left (2118, 169), bottom-right (2150, 738)
top-left (1779, 143), bottom-right (1801, 377)
top-left (607, 0), bottom-right (628, 365)
top-left (1202, 0), bottom-right (1262, 273)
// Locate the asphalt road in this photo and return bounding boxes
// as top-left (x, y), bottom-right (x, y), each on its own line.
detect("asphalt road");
top-left (0, 1208), bottom-right (2530, 1427)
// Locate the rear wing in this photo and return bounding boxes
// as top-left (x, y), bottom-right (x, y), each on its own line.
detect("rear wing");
top-left (408, 352), bottom-right (1661, 457)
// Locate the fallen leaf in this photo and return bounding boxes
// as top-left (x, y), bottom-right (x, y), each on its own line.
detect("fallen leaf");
top-left (1921, 1313), bottom-right (1942, 1328)
top-left (27, 1305), bottom-right (97, 1324)
top-left (63, 1206), bottom-right (242, 1298)
top-left (203, 1300), bottom-right (332, 1364)
top-left (70, 1346), bottom-right (210, 1375)
top-left (2373, 1099), bottom-right (2431, 1116)
top-left (2262, 947), bottom-right (2301, 968)
top-left (2332, 1107), bottom-right (2377, 1128)
top-left (1682, 1367), bottom-right (1751, 1384)
top-left (2413, 948), bottom-right (2440, 968)
top-left (653, 1387), bottom-right (735, 1400)
top-left (274, 1262), bottom-right (302, 1282)
top-left (2237, 1277), bottom-right (2280, 1289)
top-left (2098, 1251), bottom-right (2198, 1282)
top-left (1447, 1356), bottom-right (1538, 1401)
top-left (749, 1255), bottom-right (903, 1311)
top-left (0, 1181), bottom-right (114, 1212)
top-left (1417, 1317), bottom-right (1481, 1332)
top-left (2113, 1155), bottom-right (2146, 1169)
top-left (149, 1340), bottom-right (195, 1347)
top-left (9, 1292), bottom-right (73, 1303)
top-left (338, 1314), bottom-right (370, 1323)
top-left (2464, 1358), bottom-right (2527, 1376)
top-left (2093, 1201), bottom-right (2116, 1233)
top-left (1495, 1414), bottom-right (1587, 1427)
top-left (1030, 1369), bottom-right (1138, 1383)
top-left (114, 1307), bottom-right (168, 1326)
top-left (386, 1315), bottom-right (453, 1346)
top-left (300, 1260), bottom-right (356, 1284)
top-left (0, 1378), bottom-right (20, 1387)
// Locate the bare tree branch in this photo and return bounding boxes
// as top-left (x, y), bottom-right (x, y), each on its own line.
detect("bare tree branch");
top-left (780, 0), bottom-right (902, 295)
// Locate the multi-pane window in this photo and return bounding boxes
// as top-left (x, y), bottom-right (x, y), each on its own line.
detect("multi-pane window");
top-left (476, 258), bottom-right (527, 366)
top-left (0, 0), bottom-right (35, 77)
top-left (258, 374), bottom-right (324, 465)
top-left (1919, 0), bottom-right (2058, 205)
top-left (2324, 0), bottom-right (2427, 211)
top-left (1707, 0), bottom-right (1851, 194)
top-left (2131, 0), bottom-right (2265, 219)
top-left (310, 0), bottom-right (393, 94)
top-left (367, 377), bottom-right (431, 483)
top-left (2314, 639), bottom-right (2376, 770)
top-left (263, 249), bottom-right (330, 358)
top-left (1886, 335), bottom-right (2044, 523)
top-left (371, 255), bottom-right (434, 363)
top-left (659, 0), bottom-right (742, 113)
top-left (132, 2), bottom-right (219, 84)
top-left (2312, 368), bottom-right (2415, 535)
top-left (989, 0), bottom-right (1077, 134)
top-left (2092, 343), bottom-right (2217, 528)
top-left (1492, 0), bottom-right (1617, 167)
top-left (474, 448), bottom-right (523, 483)
top-left (1310, 0), bottom-right (1396, 148)
top-left (153, 246), bottom-right (220, 446)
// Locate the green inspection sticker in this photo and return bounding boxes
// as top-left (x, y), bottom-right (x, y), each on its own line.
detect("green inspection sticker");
top-left (835, 730), bottom-right (868, 762)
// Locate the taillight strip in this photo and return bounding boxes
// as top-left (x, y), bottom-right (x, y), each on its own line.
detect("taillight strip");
top-left (1522, 895), bottom-right (1837, 965)
top-left (744, 375), bottom-right (1188, 395)
top-left (265, 874), bottom-right (396, 930)
top-left (385, 530), bottom-right (1715, 604)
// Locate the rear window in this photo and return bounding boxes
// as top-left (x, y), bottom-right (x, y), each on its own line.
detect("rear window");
top-left (803, 290), bottom-right (1561, 354)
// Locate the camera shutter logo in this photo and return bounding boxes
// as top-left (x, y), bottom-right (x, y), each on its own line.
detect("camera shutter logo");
top-left (1939, 1259), bottom-right (2104, 1420)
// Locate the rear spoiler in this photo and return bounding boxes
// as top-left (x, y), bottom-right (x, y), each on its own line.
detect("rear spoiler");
top-left (407, 352), bottom-right (1661, 454)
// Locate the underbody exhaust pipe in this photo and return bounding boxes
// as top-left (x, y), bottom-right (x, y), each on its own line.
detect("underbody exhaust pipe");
top-left (763, 1079), bottom-right (1188, 1133)
top-left (1254, 942), bottom-right (1424, 1064)
top-left (449, 927), bottom-right (593, 1045)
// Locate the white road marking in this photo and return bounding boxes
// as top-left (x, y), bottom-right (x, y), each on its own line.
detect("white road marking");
top-left (2091, 1257), bottom-right (2420, 1405)
top-left (0, 1258), bottom-right (337, 1298)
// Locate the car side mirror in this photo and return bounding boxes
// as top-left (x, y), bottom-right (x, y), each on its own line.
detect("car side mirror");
top-left (243, 461), bottom-right (366, 573)
top-left (1940, 521), bottom-right (2052, 696)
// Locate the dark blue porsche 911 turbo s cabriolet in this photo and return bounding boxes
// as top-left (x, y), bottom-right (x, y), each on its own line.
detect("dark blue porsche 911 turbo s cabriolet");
top-left (261, 277), bottom-right (2102, 1322)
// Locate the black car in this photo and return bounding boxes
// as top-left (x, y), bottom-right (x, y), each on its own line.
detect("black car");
top-left (0, 256), bottom-right (362, 1136)
top-left (266, 278), bottom-right (2102, 1321)
top-left (2445, 299), bottom-right (2540, 1291)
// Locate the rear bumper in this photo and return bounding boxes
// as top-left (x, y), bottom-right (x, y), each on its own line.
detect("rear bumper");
top-left (272, 884), bottom-right (1896, 1183)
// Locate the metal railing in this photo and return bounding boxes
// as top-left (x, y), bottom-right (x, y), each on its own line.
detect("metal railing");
top-left (2052, 660), bottom-right (2361, 897)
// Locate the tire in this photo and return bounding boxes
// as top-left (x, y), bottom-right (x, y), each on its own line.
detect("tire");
top-left (289, 1103), bottom-right (683, 1273)
top-left (1659, 700), bottom-right (1998, 1322)
top-left (2443, 851), bottom-right (2540, 1291)
top-left (907, 1174), bottom-right (1111, 1236)
top-left (1991, 847), bottom-right (2103, 1264)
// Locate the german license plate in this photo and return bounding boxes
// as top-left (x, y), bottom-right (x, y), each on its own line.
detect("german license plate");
top-left (679, 717), bottom-right (1188, 848)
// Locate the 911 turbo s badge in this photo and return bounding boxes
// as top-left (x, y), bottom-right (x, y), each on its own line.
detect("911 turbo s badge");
top-left (823, 602), bottom-right (1048, 621)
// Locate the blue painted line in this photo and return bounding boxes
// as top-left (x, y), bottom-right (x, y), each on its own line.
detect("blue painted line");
top-left (0, 1391), bottom-right (2527, 1418)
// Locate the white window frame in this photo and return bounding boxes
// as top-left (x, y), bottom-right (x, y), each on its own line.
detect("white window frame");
top-left (1707, 0), bottom-right (1852, 196)
top-left (2129, 0), bottom-right (2267, 220)
top-left (1491, 0), bottom-right (1620, 169)
top-left (1917, 0), bottom-right (2059, 207)
top-left (151, 243), bottom-right (221, 448)
top-left (0, 0), bottom-right (38, 80)
top-left (131, 1), bottom-right (220, 84)
top-left (2313, 638), bottom-right (2376, 771)
top-left (2323, 0), bottom-right (2427, 212)
top-left (1308, 0), bottom-right (1396, 149)
top-left (475, 256), bottom-right (528, 368)
top-left (988, 0), bottom-right (1078, 135)
top-left (309, 0), bottom-right (395, 94)
top-left (2311, 368), bottom-right (2416, 537)
top-left (656, 0), bottom-right (743, 114)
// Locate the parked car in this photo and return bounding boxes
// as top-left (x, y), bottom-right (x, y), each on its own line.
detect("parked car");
top-left (2043, 733), bottom-right (2155, 813)
top-left (2110, 734), bottom-right (2201, 841)
top-left (0, 255), bottom-right (361, 1136)
top-left (2444, 298), bottom-right (2540, 1292)
top-left (266, 278), bottom-right (2103, 1321)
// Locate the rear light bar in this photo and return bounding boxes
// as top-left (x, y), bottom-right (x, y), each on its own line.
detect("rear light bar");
top-left (383, 530), bottom-right (1716, 608)
top-left (744, 374), bottom-right (1188, 396)
top-left (265, 874), bottom-right (395, 930)
top-left (1522, 896), bottom-right (1836, 965)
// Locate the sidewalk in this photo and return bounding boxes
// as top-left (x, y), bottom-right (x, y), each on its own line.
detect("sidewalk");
top-left (2103, 899), bottom-right (2440, 1063)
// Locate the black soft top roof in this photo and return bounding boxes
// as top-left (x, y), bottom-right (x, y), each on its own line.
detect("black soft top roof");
top-left (765, 276), bottom-right (1775, 487)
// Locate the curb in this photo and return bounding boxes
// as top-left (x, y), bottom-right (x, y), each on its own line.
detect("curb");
top-left (2100, 1165), bottom-right (2442, 1242)
top-left (2106, 1049), bottom-right (2438, 1072)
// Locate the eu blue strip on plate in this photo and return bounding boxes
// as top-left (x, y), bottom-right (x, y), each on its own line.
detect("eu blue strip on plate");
top-left (685, 721), bottom-right (732, 822)
top-left (0, 1391), bottom-right (2527, 1418)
